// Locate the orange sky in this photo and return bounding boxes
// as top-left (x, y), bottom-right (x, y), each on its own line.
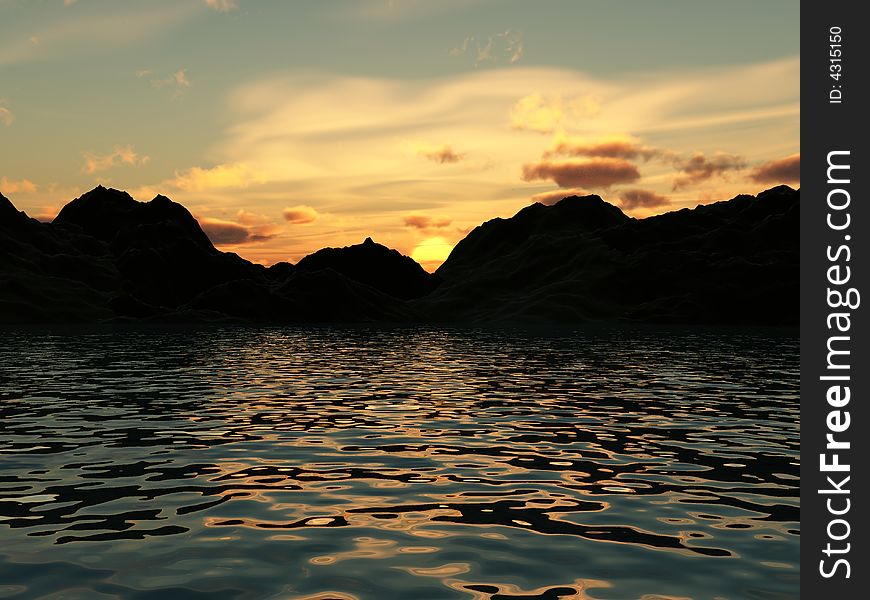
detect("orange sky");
top-left (0, 1), bottom-right (799, 271)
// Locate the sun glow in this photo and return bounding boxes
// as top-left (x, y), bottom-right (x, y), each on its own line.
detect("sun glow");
top-left (411, 237), bottom-right (454, 272)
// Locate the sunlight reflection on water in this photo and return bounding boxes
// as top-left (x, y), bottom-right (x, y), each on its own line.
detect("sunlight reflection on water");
top-left (0, 325), bottom-right (798, 599)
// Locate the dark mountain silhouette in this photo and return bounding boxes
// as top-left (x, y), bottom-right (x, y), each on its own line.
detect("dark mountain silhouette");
top-left (1, 187), bottom-right (420, 323)
top-left (296, 237), bottom-right (439, 300)
top-left (0, 185), bottom-right (798, 325)
top-left (420, 185), bottom-right (798, 324)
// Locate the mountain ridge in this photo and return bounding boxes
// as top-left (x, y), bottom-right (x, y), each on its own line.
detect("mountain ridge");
top-left (0, 185), bottom-right (798, 325)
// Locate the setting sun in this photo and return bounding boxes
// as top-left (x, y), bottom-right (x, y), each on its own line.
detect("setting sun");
top-left (411, 237), bottom-right (454, 272)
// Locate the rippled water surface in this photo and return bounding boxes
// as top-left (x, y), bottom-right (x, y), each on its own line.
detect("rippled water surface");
top-left (0, 326), bottom-right (799, 599)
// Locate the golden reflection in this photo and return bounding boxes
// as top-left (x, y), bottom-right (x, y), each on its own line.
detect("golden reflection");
top-left (397, 546), bottom-right (438, 554)
top-left (308, 537), bottom-right (398, 566)
top-left (402, 563), bottom-right (470, 577)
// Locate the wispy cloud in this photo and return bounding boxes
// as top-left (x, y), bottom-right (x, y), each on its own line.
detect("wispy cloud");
top-left (170, 163), bottom-right (264, 192)
top-left (449, 36), bottom-right (473, 57)
top-left (282, 205), bottom-right (319, 224)
top-left (671, 152), bottom-right (744, 190)
top-left (451, 29), bottom-right (524, 67)
top-left (204, 0), bottom-right (238, 13)
top-left (83, 146), bottom-right (150, 174)
top-left (522, 158), bottom-right (641, 188)
top-left (138, 68), bottom-right (191, 94)
top-left (750, 153), bottom-right (799, 184)
top-left (0, 177), bottom-right (38, 194)
top-left (510, 92), bottom-right (601, 133)
top-left (0, 105), bottom-right (12, 126)
top-left (544, 133), bottom-right (661, 160)
top-left (403, 213), bottom-right (452, 230)
top-left (159, 57), bottom-right (797, 264)
top-left (0, 4), bottom-right (199, 66)
top-left (417, 144), bottom-right (465, 164)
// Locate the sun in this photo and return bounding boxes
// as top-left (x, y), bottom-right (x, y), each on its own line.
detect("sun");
top-left (411, 237), bottom-right (454, 272)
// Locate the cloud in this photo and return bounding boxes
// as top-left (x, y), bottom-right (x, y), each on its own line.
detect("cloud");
top-left (510, 92), bottom-right (600, 133)
top-left (544, 133), bottom-right (661, 160)
top-left (170, 163), bottom-right (263, 191)
top-left (282, 205), bottom-right (319, 224)
top-left (450, 29), bottom-right (524, 67)
top-left (0, 106), bottom-right (12, 126)
top-left (619, 189), bottom-right (671, 210)
top-left (0, 4), bottom-right (198, 66)
top-left (450, 36), bottom-right (473, 57)
top-left (143, 68), bottom-right (190, 92)
top-left (671, 152), bottom-right (745, 190)
top-left (750, 153), bottom-right (800, 184)
top-left (83, 146), bottom-right (150, 174)
top-left (197, 210), bottom-right (278, 245)
top-left (0, 177), bottom-right (38, 194)
top-left (64, 0), bottom-right (77, 5)
top-left (503, 30), bottom-right (524, 64)
top-left (403, 213), bottom-right (452, 229)
top-left (172, 69), bottom-right (191, 88)
top-left (522, 158), bottom-right (640, 188)
top-left (180, 57), bottom-right (796, 264)
top-left (205, 0), bottom-right (238, 11)
top-left (418, 145), bottom-right (464, 164)
top-left (198, 218), bottom-right (255, 245)
top-left (531, 188), bottom-right (593, 205)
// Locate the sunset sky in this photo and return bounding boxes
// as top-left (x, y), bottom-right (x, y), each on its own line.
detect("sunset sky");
top-left (0, 0), bottom-right (799, 269)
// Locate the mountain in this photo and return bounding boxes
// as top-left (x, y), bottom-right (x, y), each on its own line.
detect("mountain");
top-left (0, 187), bottom-right (421, 323)
top-left (296, 237), bottom-right (440, 300)
top-left (419, 185), bottom-right (798, 324)
top-left (53, 186), bottom-right (263, 310)
top-left (1, 191), bottom-right (118, 321)
top-left (0, 185), bottom-right (798, 325)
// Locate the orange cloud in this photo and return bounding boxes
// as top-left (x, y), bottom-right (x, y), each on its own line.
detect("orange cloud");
top-left (522, 158), bottom-right (640, 188)
top-left (198, 214), bottom-right (277, 245)
top-left (282, 205), bottom-right (319, 224)
top-left (545, 133), bottom-right (660, 160)
top-left (419, 145), bottom-right (464, 164)
top-left (0, 177), bottom-right (37, 194)
top-left (672, 152), bottom-right (744, 190)
top-left (750, 153), bottom-right (800, 184)
top-left (0, 106), bottom-right (13, 126)
top-left (83, 145), bottom-right (149, 174)
top-left (531, 188), bottom-right (592, 205)
top-left (619, 189), bottom-right (670, 210)
top-left (171, 163), bottom-right (263, 191)
top-left (403, 213), bottom-right (452, 229)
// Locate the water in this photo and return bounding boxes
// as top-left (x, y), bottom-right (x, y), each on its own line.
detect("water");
top-left (0, 326), bottom-right (799, 599)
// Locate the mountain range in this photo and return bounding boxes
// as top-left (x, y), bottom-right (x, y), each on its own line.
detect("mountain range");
top-left (0, 185), bottom-right (797, 325)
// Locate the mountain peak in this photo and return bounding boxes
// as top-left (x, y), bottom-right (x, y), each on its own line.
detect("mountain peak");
top-left (296, 237), bottom-right (439, 300)
top-left (54, 188), bottom-right (214, 251)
